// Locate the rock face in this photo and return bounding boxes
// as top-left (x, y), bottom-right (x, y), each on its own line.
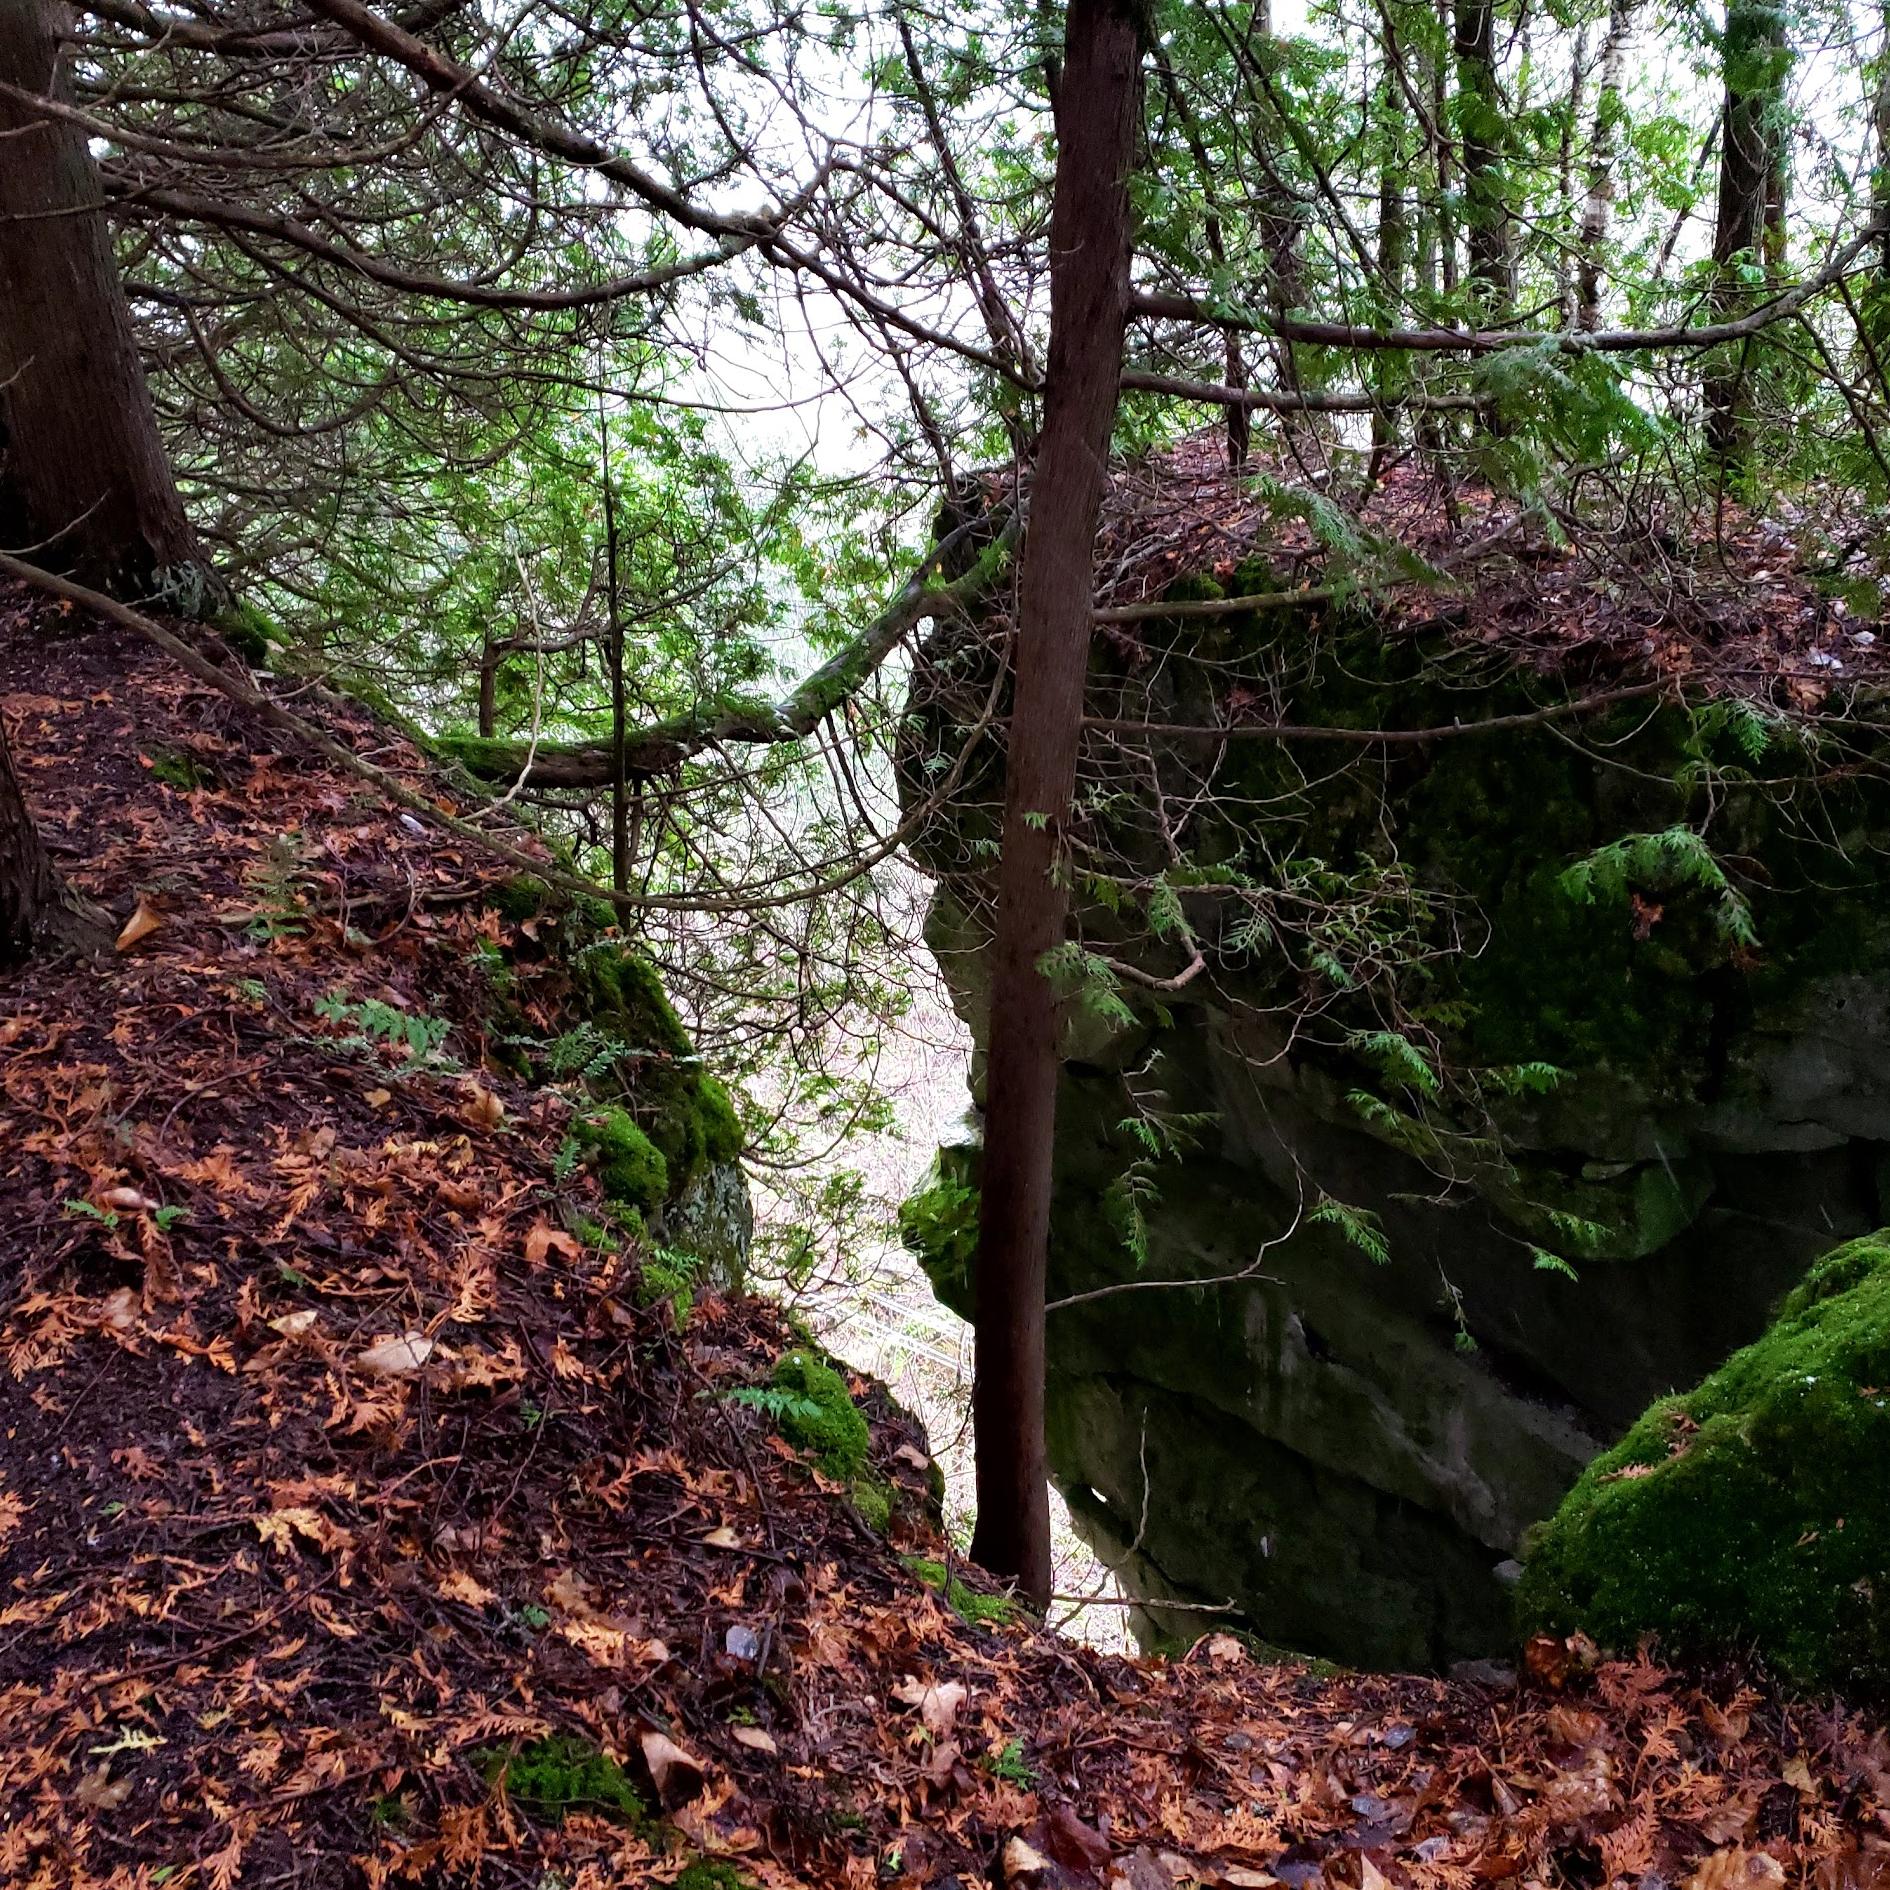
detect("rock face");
top-left (900, 581), bottom-right (1890, 1672)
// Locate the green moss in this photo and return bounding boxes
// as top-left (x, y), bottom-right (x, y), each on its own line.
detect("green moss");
top-left (902, 1555), bottom-right (1018, 1627)
top-left (576, 946), bottom-right (744, 1192)
top-left (674, 1863), bottom-right (755, 1890)
top-left (851, 1477), bottom-right (892, 1534)
top-left (1518, 1231), bottom-right (1890, 1692)
top-left (898, 1149), bottom-right (980, 1321)
top-left (769, 1350), bottom-right (870, 1480)
top-left (144, 747), bottom-right (207, 791)
top-left (488, 873), bottom-right (551, 923)
top-left (574, 1105), bottom-right (670, 1214)
top-left (211, 598), bottom-right (279, 666)
top-left (477, 1733), bottom-right (648, 1826)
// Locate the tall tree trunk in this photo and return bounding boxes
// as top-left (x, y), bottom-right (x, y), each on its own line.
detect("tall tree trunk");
top-left (1370, 56), bottom-right (1410, 477)
top-left (1876, 5), bottom-right (1890, 280)
top-left (0, 0), bottom-right (208, 596)
top-left (969, 0), bottom-right (1144, 1607)
top-left (1705, 0), bottom-right (1790, 462)
top-left (1454, 0), bottom-right (1511, 313)
top-left (1575, 0), bottom-right (1639, 330)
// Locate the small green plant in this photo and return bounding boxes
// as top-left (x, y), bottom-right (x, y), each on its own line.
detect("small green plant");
top-left (1558, 825), bottom-right (1758, 950)
top-left (153, 1205), bottom-right (188, 1234)
top-left (723, 1385), bottom-right (828, 1426)
top-left (243, 833), bottom-right (312, 942)
top-left (63, 1197), bottom-right (120, 1231)
top-left (313, 991), bottom-right (455, 1070)
top-left (1309, 1199), bottom-right (1390, 1267)
top-left (639, 1245), bottom-right (704, 1319)
top-left (980, 1738), bottom-right (1036, 1787)
top-left (144, 747), bottom-right (207, 791)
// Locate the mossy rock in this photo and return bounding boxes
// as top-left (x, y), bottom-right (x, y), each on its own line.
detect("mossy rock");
top-left (771, 1350), bottom-right (870, 1481)
top-left (674, 1862), bottom-right (756, 1890)
top-left (1518, 1231), bottom-right (1890, 1692)
top-left (487, 873), bottom-right (553, 924)
top-left (898, 1147), bottom-right (980, 1322)
top-left (477, 1733), bottom-right (648, 1826)
top-left (574, 1105), bottom-right (670, 1216)
top-left (576, 945), bottom-right (743, 1191)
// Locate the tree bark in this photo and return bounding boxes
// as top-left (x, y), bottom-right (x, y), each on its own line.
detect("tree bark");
top-left (1575, 0), bottom-right (1639, 330)
top-left (968, 0), bottom-right (1144, 1606)
top-left (0, 0), bottom-right (208, 596)
top-left (1454, 0), bottom-right (1511, 314)
top-left (1370, 56), bottom-right (1410, 477)
top-left (1705, 0), bottom-right (1790, 463)
top-left (0, 705), bottom-right (101, 962)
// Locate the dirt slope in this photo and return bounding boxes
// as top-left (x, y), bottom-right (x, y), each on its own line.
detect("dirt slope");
top-left (2, 586), bottom-right (1888, 1890)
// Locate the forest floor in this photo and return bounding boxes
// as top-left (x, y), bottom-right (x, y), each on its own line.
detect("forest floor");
top-left (4, 582), bottom-right (1890, 1890)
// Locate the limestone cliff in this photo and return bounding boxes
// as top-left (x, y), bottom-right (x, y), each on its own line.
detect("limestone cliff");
top-left (898, 467), bottom-right (1890, 1669)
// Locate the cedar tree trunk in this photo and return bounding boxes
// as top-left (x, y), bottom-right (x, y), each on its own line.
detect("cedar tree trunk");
top-left (1705, 0), bottom-right (1790, 463)
top-left (968, 0), bottom-right (1145, 1606)
top-left (0, 0), bottom-right (207, 595)
top-left (0, 705), bottom-right (100, 960)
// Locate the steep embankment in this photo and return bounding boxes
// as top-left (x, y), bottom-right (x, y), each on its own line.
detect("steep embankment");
top-left (4, 581), bottom-right (1889, 1889)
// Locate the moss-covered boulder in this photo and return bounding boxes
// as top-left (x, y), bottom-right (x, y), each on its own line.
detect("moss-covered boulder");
top-left (769, 1349), bottom-right (871, 1481)
top-left (474, 881), bottom-right (752, 1288)
top-left (1518, 1232), bottom-right (1890, 1692)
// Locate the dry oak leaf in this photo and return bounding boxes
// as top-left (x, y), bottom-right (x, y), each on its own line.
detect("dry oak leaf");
top-left (730, 1726), bottom-right (778, 1755)
top-left (525, 1218), bottom-right (582, 1265)
top-left (435, 1569), bottom-right (496, 1607)
top-left (891, 1675), bottom-right (968, 1740)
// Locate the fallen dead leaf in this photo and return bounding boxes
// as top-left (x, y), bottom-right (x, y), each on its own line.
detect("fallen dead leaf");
top-left (1689, 1851), bottom-right (1788, 1890)
top-left (355, 1332), bottom-right (434, 1375)
top-left (1003, 1835), bottom-right (1053, 1882)
top-left (731, 1725), bottom-right (778, 1755)
top-left (892, 1675), bottom-right (968, 1740)
top-left (639, 1727), bottom-right (707, 1807)
top-left (115, 900), bottom-right (163, 952)
top-left (74, 1761), bottom-right (133, 1811)
top-left (525, 1218), bottom-right (582, 1265)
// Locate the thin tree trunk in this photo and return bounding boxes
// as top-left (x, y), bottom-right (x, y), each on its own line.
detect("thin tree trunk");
top-left (0, 0), bottom-right (209, 597)
top-left (1576, 0), bottom-right (1639, 330)
top-left (1370, 55), bottom-right (1410, 478)
top-left (1876, 5), bottom-right (1890, 279)
top-left (969, 0), bottom-right (1144, 1607)
top-left (1454, 0), bottom-right (1510, 312)
top-left (1705, 0), bottom-right (1790, 463)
